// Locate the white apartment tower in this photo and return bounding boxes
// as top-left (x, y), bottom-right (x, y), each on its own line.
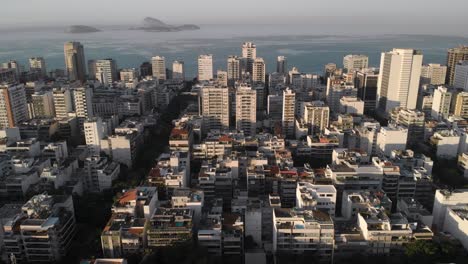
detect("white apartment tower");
top-left (236, 85), bottom-right (257, 136)
top-left (421, 63), bottom-right (447, 85)
top-left (0, 83), bottom-right (28, 129)
top-left (377, 48), bottom-right (423, 113)
top-left (198, 54), bottom-right (213, 81)
top-left (343, 54), bottom-right (369, 72)
top-left (242, 42), bottom-right (257, 60)
top-left (94, 59), bottom-right (118, 85)
top-left (64, 41), bottom-right (86, 82)
top-left (29, 57), bottom-right (47, 78)
top-left (252, 58), bottom-right (266, 83)
top-left (84, 117), bottom-right (105, 155)
top-left (282, 88), bottom-right (296, 137)
top-left (151, 56), bottom-right (166, 81)
top-left (200, 85), bottom-right (230, 131)
top-left (30, 91), bottom-right (55, 118)
top-left (302, 101), bottom-right (330, 134)
top-left (277, 56), bottom-right (287, 74)
top-left (172, 60), bottom-right (185, 80)
top-left (73, 86), bottom-right (94, 120)
top-left (431, 86), bottom-right (452, 120)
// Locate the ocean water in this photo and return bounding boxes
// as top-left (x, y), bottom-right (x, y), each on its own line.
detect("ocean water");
top-left (1, 24), bottom-right (468, 78)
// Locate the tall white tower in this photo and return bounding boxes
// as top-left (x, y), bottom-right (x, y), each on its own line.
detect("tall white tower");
top-left (198, 54), bottom-right (213, 81)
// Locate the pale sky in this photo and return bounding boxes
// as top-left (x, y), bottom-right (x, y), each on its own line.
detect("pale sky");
top-left (1, 0), bottom-right (468, 28)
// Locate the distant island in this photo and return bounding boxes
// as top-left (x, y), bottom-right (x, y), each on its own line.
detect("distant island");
top-left (131, 17), bottom-right (200, 32)
top-left (66, 25), bottom-right (101, 34)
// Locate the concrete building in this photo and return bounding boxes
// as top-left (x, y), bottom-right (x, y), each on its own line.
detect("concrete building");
top-left (242, 42), bottom-right (257, 60)
top-left (236, 85), bottom-right (257, 136)
top-left (200, 85), bottom-right (230, 132)
top-left (339, 96), bottom-right (364, 115)
top-left (446, 46), bottom-right (468, 85)
top-left (0, 83), bottom-right (28, 129)
top-left (343, 54), bottom-right (369, 71)
top-left (94, 59), bottom-right (118, 85)
top-left (84, 156), bottom-right (120, 192)
top-left (252, 58), bottom-right (266, 83)
top-left (64, 41), bottom-right (86, 82)
top-left (30, 90), bottom-right (55, 118)
top-left (120, 68), bottom-right (139, 83)
top-left (431, 86), bottom-right (452, 119)
top-left (296, 182), bottom-right (337, 217)
top-left (454, 92), bottom-right (468, 118)
top-left (390, 108), bottom-right (425, 147)
top-left (2, 194), bottom-right (76, 263)
top-left (277, 56), bottom-right (287, 74)
top-left (282, 88), bottom-right (295, 137)
top-left (377, 49), bottom-right (423, 113)
top-left (301, 101), bottom-right (330, 134)
top-left (355, 68), bottom-right (379, 114)
top-left (421, 63), bottom-right (447, 85)
top-left (273, 208), bottom-right (334, 260)
top-left (198, 54), bottom-right (213, 81)
top-left (172, 60), bottom-right (185, 80)
top-left (28, 57), bottom-right (47, 78)
top-left (377, 125), bottom-right (408, 157)
top-left (227, 56), bottom-right (241, 86)
top-left (432, 189), bottom-right (468, 229)
top-left (53, 87), bottom-right (73, 118)
top-left (84, 117), bottom-right (105, 155)
top-left (326, 77), bottom-right (357, 114)
top-left (151, 56), bottom-right (166, 81)
top-left (442, 205), bottom-right (468, 251)
top-left (73, 86), bottom-right (94, 121)
top-left (430, 130), bottom-right (461, 159)
top-left (147, 208), bottom-right (193, 248)
top-left (454, 61), bottom-right (468, 91)
top-left (0, 68), bottom-right (17, 83)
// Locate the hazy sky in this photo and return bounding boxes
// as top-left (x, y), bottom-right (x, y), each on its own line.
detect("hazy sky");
top-left (2, 0), bottom-right (468, 27)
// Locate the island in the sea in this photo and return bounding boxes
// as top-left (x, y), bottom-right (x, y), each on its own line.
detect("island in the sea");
top-left (131, 17), bottom-right (200, 32)
top-left (66, 25), bottom-right (101, 34)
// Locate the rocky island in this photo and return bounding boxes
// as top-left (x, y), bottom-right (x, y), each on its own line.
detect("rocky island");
top-left (66, 25), bottom-right (101, 34)
top-left (132, 17), bottom-right (200, 32)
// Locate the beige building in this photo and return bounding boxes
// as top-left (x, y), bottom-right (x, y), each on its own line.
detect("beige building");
top-left (227, 56), bottom-right (241, 86)
top-left (421, 63), bottom-right (447, 85)
top-left (172, 60), bottom-right (185, 80)
top-left (454, 92), bottom-right (468, 118)
top-left (53, 87), bottom-right (74, 118)
top-left (200, 85), bottom-right (230, 132)
top-left (236, 85), bottom-right (257, 136)
top-left (302, 101), bottom-right (330, 134)
top-left (0, 83), bottom-right (28, 129)
top-left (151, 56), bottom-right (166, 80)
top-left (431, 86), bottom-right (452, 119)
top-left (343, 54), bottom-right (369, 71)
top-left (29, 57), bottom-right (47, 78)
top-left (282, 88), bottom-right (295, 137)
top-left (252, 58), bottom-right (266, 83)
top-left (198, 54), bottom-right (213, 81)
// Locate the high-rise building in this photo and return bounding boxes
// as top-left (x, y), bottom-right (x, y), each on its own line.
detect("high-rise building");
top-left (355, 68), bottom-right (379, 114)
top-left (1, 60), bottom-right (21, 78)
top-left (343, 54), bottom-right (369, 72)
top-left (446, 46), bottom-right (468, 85)
top-left (94, 59), bottom-right (118, 85)
top-left (0, 68), bottom-right (17, 83)
top-left (277, 56), bottom-right (287, 74)
top-left (324, 63), bottom-right (338, 79)
top-left (302, 101), bottom-right (330, 134)
top-left (377, 125), bottom-right (408, 157)
top-left (282, 88), bottom-right (296, 137)
top-left (87, 60), bottom-right (97, 80)
top-left (267, 94), bottom-right (283, 122)
top-left (64, 41), bottom-right (86, 82)
top-left (377, 48), bottom-right (423, 113)
top-left (227, 56), bottom-right (241, 86)
top-left (242, 42), bottom-right (257, 74)
top-left (151, 56), bottom-right (166, 81)
top-left (454, 61), bottom-right (468, 91)
top-left (29, 57), bottom-right (47, 78)
top-left (431, 86), bottom-right (452, 120)
top-left (200, 85), bottom-right (230, 131)
top-left (216, 70), bottom-right (228, 87)
top-left (172, 60), bottom-right (185, 80)
top-left (139, 62), bottom-right (153, 77)
top-left (0, 83), bottom-right (28, 129)
top-left (236, 85), bottom-right (257, 136)
top-left (326, 77), bottom-right (357, 114)
top-left (73, 86), bottom-right (94, 121)
top-left (198, 54), bottom-right (213, 81)
top-left (252, 58), bottom-right (266, 83)
top-left (84, 117), bottom-right (105, 155)
top-left (30, 90), bottom-right (55, 118)
top-left (454, 92), bottom-right (468, 118)
top-left (53, 87), bottom-right (74, 118)
top-left (421, 63), bottom-right (447, 85)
